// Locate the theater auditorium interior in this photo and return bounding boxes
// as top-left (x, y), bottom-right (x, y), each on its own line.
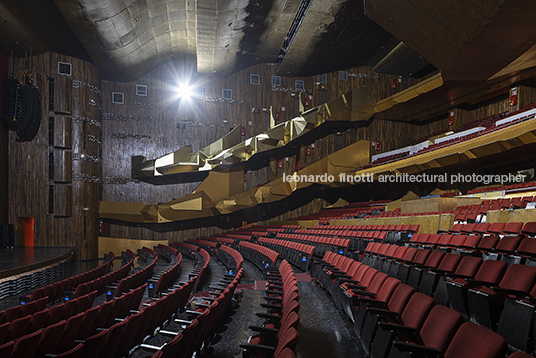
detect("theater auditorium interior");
top-left (1, 0), bottom-right (536, 357)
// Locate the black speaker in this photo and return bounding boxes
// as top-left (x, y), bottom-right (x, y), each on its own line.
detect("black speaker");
top-left (0, 224), bottom-right (14, 247)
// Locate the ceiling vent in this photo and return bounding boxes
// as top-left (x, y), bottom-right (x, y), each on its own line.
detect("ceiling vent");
top-left (136, 85), bottom-right (147, 96)
top-left (112, 92), bottom-right (124, 104)
top-left (250, 74), bottom-right (260, 85)
top-left (196, 86), bottom-right (206, 96)
top-left (222, 89), bottom-right (232, 100)
top-left (58, 62), bottom-right (72, 76)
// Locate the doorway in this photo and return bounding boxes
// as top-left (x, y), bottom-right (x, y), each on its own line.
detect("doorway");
top-left (18, 217), bottom-right (34, 247)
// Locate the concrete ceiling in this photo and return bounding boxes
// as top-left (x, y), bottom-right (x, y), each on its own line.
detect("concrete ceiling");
top-left (0, 0), bottom-right (535, 84)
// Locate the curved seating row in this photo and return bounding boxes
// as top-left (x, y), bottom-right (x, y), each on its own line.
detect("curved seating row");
top-left (0, 289), bottom-right (97, 351)
top-left (361, 239), bottom-right (536, 355)
top-left (257, 238), bottom-right (314, 272)
top-left (217, 244), bottom-right (244, 274)
top-left (237, 241), bottom-right (279, 273)
top-left (311, 250), bottom-right (520, 358)
top-left (241, 261), bottom-right (299, 358)
top-left (141, 270), bottom-right (243, 358)
top-left (268, 232), bottom-right (349, 257)
top-left (29, 251), bottom-right (116, 303)
top-left (110, 249), bottom-right (154, 297)
top-left (152, 253), bottom-right (182, 297)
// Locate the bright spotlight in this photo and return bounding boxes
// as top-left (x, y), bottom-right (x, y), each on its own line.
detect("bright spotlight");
top-left (177, 84), bottom-right (193, 99)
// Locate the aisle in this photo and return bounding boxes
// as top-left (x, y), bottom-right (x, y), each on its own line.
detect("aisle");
top-left (295, 280), bottom-right (366, 358)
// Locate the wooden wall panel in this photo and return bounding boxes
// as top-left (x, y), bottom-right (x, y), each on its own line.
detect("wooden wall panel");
top-left (0, 123), bottom-right (7, 223)
top-left (54, 115), bottom-right (72, 149)
top-left (8, 52), bottom-right (101, 259)
top-left (54, 184), bottom-right (72, 217)
top-left (53, 150), bottom-right (72, 183)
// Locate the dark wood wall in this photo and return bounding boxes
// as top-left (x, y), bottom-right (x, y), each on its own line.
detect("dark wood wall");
top-left (0, 51), bottom-right (8, 224)
top-left (8, 52), bottom-right (101, 259)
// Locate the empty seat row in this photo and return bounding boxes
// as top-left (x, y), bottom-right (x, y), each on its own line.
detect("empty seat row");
top-left (29, 253), bottom-right (113, 303)
top-left (241, 261), bottom-right (299, 358)
top-left (237, 241), bottom-right (279, 273)
top-left (141, 270), bottom-right (242, 358)
top-left (258, 237), bottom-right (314, 271)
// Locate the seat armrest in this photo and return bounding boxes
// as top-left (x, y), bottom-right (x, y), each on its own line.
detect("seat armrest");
top-left (367, 308), bottom-right (399, 319)
top-left (379, 321), bottom-right (417, 338)
top-left (352, 290), bottom-right (377, 298)
top-left (360, 298), bottom-right (387, 307)
top-left (249, 325), bottom-right (279, 334)
top-left (256, 312), bottom-right (281, 320)
top-left (493, 286), bottom-right (526, 297)
top-left (393, 338), bottom-right (441, 358)
top-left (240, 343), bottom-right (276, 355)
top-left (260, 303), bottom-right (283, 310)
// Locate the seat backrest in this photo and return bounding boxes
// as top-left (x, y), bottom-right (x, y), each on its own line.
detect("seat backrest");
top-left (54, 342), bottom-right (84, 358)
top-left (401, 248), bottom-right (417, 261)
top-left (495, 236), bottom-right (522, 253)
top-left (423, 251), bottom-right (445, 268)
top-left (400, 293), bottom-right (435, 330)
top-left (7, 315), bottom-right (31, 341)
top-left (367, 273), bottom-right (389, 294)
top-left (477, 235), bottom-right (500, 251)
top-left (393, 246), bottom-right (408, 260)
top-left (444, 322), bottom-right (507, 358)
top-left (498, 264), bottom-right (536, 292)
top-left (376, 277), bottom-right (400, 303)
top-left (522, 222), bottom-right (536, 236)
top-left (27, 307), bottom-right (48, 334)
top-left (503, 222), bottom-right (523, 234)
top-left (412, 249), bottom-right (431, 265)
top-left (274, 327), bottom-right (299, 357)
top-left (100, 318), bottom-right (129, 358)
top-left (517, 238), bottom-right (536, 256)
top-left (81, 329), bottom-right (109, 358)
top-left (463, 234), bottom-right (481, 248)
top-left (11, 329), bottom-right (42, 358)
top-left (387, 284), bottom-right (415, 314)
top-left (437, 253), bottom-right (462, 272)
top-left (488, 223), bottom-right (506, 234)
top-left (36, 319), bottom-right (66, 358)
top-left (419, 305), bottom-right (463, 353)
top-left (57, 312), bottom-right (85, 353)
top-left (474, 260), bottom-right (508, 285)
top-left (454, 256), bottom-right (482, 278)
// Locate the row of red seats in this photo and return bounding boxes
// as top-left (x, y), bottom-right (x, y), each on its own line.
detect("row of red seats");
top-left (218, 244), bottom-right (244, 273)
top-left (143, 270), bottom-right (242, 358)
top-left (76, 278), bottom-right (193, 358)
top-left (0, 289), bottom-right (99, 357)
top-left (29, 252), bottom-right (115, 303)
top-left (310, 223), bottom-right (420, 233)
top-left (356, 105), bottom-right (535, 172)
top-left (362, 239), bottom-right (536, 354)
top-left (237, 241), bottom-right (279, 272)
top-left (258, 237), bottom-right (314, 271)
top-left (468, 180), bottom-right (536, 194)
top-left (241, 261), bottom-right (299, 358)
top-left (154, 252), bottom-right (182, 296)
top-left (112, 249), bottom-right (155, 297)
top-left (0, 296), bottom-right (48, 326)
top-left (313, 250), bottom-right (529, 358)
top-left (269, 232), bottom-right (349, 257)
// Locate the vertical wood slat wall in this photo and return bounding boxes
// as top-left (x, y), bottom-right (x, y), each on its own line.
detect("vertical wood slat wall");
top-left (8, 52), bottom-right (100, 259)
